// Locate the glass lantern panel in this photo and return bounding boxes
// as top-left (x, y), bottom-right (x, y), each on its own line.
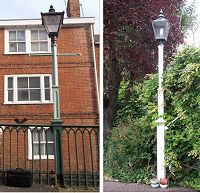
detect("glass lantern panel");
top-left (43, 15), bottom-right (62, 34)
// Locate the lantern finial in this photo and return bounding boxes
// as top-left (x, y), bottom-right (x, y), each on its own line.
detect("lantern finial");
top-left (158, 9), bottom-right (165, 18)
top-left (49, 5), bottom-right (55, 12)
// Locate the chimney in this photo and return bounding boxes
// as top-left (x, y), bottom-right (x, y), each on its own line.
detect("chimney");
top-left (67, 0), bottom-right (80, 17)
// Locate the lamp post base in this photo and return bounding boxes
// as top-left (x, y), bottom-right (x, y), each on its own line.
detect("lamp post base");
top-left (156, 117), bottom-right (166, 180)
top-left (52, 119), bottom-right (63, 185)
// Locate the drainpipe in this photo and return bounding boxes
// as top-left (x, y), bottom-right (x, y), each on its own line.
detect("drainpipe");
top-left (90, 24), bottom-right (99, 110)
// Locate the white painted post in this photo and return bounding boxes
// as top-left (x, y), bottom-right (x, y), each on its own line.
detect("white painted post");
top-left (156, 42), bottom-right (166, 180)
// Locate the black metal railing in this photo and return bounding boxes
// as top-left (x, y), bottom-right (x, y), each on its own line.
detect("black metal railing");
top-left (0, 124), bottom-right (99, 188)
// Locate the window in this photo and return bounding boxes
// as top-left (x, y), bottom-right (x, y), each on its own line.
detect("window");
top-left (4, 74), bottom-right (52, 104)
top-left (5, 29), bottom-right (50, 54)
top-left (28, 127), bottom-right (54, 160)
top-left (9, 30), bottom-right (26, 52)
top-left (31, 30), bottom-right (48, 52)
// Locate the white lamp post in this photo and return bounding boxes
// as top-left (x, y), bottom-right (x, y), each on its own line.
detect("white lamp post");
top-left (152, 10), bottom-right (170, 180)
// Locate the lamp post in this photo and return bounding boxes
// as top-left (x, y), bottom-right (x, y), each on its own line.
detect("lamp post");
top-left (41, 5), bottom-right (64, 184)
top-left (41, 5), bottom-right (64, 121)
top-left (151, 10), bottom-right (170, 180)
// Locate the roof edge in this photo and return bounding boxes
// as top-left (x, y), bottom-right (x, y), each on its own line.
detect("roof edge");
top-left (0, 17), bottom-right (95, 27)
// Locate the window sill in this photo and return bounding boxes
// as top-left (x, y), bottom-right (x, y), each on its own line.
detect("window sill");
top-left (28, 155), bottom-right (54, 160)
top-left (4, 102), bottom-right (53, 105)
top-left (4, 52), bottom-right (52, 56)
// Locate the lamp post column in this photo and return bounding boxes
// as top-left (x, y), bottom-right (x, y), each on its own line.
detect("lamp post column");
top-left (156, 41), bottom-right (166, 180)
top-left (51, 36), bottom-right (61, 120)
top-left (51, 36), bottom-right (63, 185)
top-left (41, 5), bottom-right (65, 185)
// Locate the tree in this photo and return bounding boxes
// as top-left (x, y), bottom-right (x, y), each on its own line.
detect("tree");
top-left (180, 0), bottom-right (199, 44)
top-left (104, 0), bottom-right (185, 137)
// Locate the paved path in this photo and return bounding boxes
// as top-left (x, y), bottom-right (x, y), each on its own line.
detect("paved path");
top-left (0, 184), bottom-right (59, 192)
top-left (0, 184), bottom-right (98, 192)
top-left (104, 181), bottom-right (197, 192)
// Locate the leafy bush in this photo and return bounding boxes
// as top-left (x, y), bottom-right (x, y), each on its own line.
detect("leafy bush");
top-left (104, 119), bottom-right (156, 184)
top-left (104, 47), bottom-right (200, 190)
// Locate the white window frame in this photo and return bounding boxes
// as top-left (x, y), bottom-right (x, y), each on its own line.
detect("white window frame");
top-left (4, 28), bottom-right (51, 54)
top-left (0, 126), bottom-right (4, 135)
top-left (4, 74), bottom-right (53, 104)
top-left (28, 127), bottom-right (54, 160)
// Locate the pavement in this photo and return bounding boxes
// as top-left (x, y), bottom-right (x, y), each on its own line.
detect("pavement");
top-left (0, 184), bottom-right (99, 192)
top-left (104, 181), bottom-right (197, 192)
top-left (0, 184), bottom-right (59, 192)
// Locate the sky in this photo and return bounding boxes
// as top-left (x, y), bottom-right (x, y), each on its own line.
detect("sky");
top-left (185, 0), bottom-right (200, 47)
top-left (0, 0), bottom-right (100, 34)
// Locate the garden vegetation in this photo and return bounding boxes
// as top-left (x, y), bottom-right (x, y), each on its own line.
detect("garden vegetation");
top-left (104, 47), bottom-right (200, 190)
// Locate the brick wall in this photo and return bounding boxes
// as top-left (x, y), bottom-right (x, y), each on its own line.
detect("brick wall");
top-left (0, 25), bottom-right (100, 175)
top-left (0, 26), bottom-right (99, 125)
top-left (0, 0), bottom-right (99, 179)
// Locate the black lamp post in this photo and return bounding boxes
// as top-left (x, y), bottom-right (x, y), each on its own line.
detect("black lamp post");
top-left (41, 5), bottom-right (64, 185)
top-left (151, 10), bottom-right (170, 181)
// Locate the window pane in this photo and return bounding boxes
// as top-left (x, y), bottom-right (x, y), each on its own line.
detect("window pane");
top-left (29, 77), bottom-right (40, 88)
top-left (18, 42), bottom-right (26, 52)
top-left (45, 89), bottom-right (50, 100)
top-left (31, 42), bottom-right (39, 51)
top-left (39, 131), bottom-right (45, 142)
top-left (33, 130), bottom-right (39, 142)
top-left (33, 144), bottom-right (45, 155)
top-left (41, 144), bottom-right (45, 155)
top-left (8, 77), bottom-right (13, 88)
top-left (18, 90), bottom-right (28, 101)
top-left (9, 31), bottom-right (16, 41)
top-left (18, 77), bottom-right (28, 88)
top-left (47, 129), bottom-right (54, 141)
top-left (17, 31), bottom-right (25, 41)
top-left (33, 144), bottom-right (39, 155)
top-left (9, 42), bottom-right (17, 52)
top-left (8, 90), bottom-right (13, 101)
top-left (46, 143), bottom-right (54, 155)
top-left (44, 77), bottom-right (50, 88)
top-left (33, 130), bottom-right (45, 141)
top-left (39, 30), bottom-right (47, 40)
top-left (31, 30), bottom-right (38, 41)
top-left (40, 42), bottom-right (48, 51)
top-left (30, 89), bottom-right (41, 101)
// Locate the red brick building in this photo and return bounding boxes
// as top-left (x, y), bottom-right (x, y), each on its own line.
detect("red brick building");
top-left (0, 0), bottom-right (99, 186)
top-left (0, 1), bottom-right (99, 125)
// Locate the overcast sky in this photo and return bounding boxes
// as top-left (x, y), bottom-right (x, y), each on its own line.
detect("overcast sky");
top-left (185, 0), bottom-right (200, 46)
top-left (0, 0), bottom-right (100, 34)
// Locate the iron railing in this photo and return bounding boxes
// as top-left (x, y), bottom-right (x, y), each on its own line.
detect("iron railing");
top-left (0, 124), bottom-right (99, 188)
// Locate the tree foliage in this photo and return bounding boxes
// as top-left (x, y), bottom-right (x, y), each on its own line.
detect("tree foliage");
top-left (180, 0), bottom-right (198, 36)
top-left (104, 47), bottom-right (200, 190)
top-left (103, 0), bottom-right (185, 136)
